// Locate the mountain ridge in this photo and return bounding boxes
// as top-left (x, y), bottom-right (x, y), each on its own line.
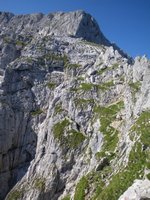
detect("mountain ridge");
top-left (0, 10), bottom-right (149, 200)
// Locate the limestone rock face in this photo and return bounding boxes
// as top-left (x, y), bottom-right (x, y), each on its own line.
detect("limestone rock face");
top-left (0, 10), bottom-right (110, 45)
top-left (118, 180), bottom-right (150, 200)
top-left (0, 10), bottom-right (149, 200)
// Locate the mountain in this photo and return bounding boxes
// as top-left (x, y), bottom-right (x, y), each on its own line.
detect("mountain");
top-left (0, 10), bottom-right (150, 200)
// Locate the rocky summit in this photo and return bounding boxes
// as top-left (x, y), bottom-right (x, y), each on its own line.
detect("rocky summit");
top-left (0, 10), bottom-right (150, 200)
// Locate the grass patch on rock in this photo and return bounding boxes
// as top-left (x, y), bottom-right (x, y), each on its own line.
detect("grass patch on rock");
top-left (47, 82), bottom-right (56, 89)
top-left (97, 63), bottom-right (119, 75)
top-left (67, 130), bottom-right (86, 148)
top-left (130, 111), bottom-right (150, 147)
top-left (53, 118), bottom-right (70, 141)
top-left (34, 178), bottom-right (45, 191)
top-left (65, 63), bottom-right (81, 69)
top-left (54, 103), bottom-right (64, 115)
top-left (95, 111), bottom-right (150, 200)
top-left (62, 195), bottom-right (70, 200)
top-left (74, 176), bottom-right (88, 200)
top-left (129, 81), bottom-right (141, 93)
top-left (147, 173), bottom-right (150, 180)
top-left (79, 81), bottom-right (114, 92)
top-left (74, 110), bottom-right (149, 200)
top-left (96, 81), bottom-right (114, 91)
top-left (97, 142), bottom-right (148, 200)
top-left (74, 98), bottom-right (95, 107)
top-left (31, 109), bottom-right (43, 116)
top-left (53, 119), bottom-right (85, 149)
top-left (7, 189), bottom-right (23, 200)
top-left (94, 101), bottom-right (124, 160)
top-left (80, 83), bottom-right (94, 91)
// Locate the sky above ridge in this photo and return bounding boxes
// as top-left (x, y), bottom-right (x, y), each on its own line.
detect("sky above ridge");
top-left (0, 0), bottom-right (150, 58)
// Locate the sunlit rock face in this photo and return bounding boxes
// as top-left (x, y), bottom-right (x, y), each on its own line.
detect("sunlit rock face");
top-left (0, 10), bottom-right (149, 200)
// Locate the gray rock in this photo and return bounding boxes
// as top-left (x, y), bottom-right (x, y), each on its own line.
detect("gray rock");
top-left (118, 180), bottom-right (150, 200)
top-left (0, 10), bottom-right (149, 200)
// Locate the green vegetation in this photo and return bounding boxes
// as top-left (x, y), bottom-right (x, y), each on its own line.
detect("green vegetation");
top-left (70, 87), bottom-right (79, 92)
top-left (77, 76), bottom-right (85, 81)
top-left (3, 36), bottom-right (11, 43)
top-left (31, 109), bottom-right (43, 116)
top-left (74, 176), bottom-right (88, 200)
top-left (74, 98), bottom-right (95, 107)
top-left (72, 110), bottom-right (149, 200)
top-left (79, 81), bottom-right (114, 92)
top-left (34, 178), bottom-right (45, 191)
top-left (96, 81), bottom-right (114, 91)
top-left (65, 63), bottom-right (81, 69)
top-left (111, 63), bottom-right (119, 69)
top-left (54, 103), bottom-right (64, 114)
top-left (80, 83), bottom-right (94, 91)
top-left (44, 53), bottom-right (68, 66)
top-left (47, 82), bottom-right (56, 89)
top-left (67, 130), bottom-right (86, 148)
top-left (147, 173), bottom-right (150, 180)
top-left (7, 189), bottom-right (22, 200)
top-left (16, 40), bottom-right (26, 47)
top-left (72, 81), bottom-right (114, 93)
top-left (62, 196), bottom-right (70, 200)
top-left (86, 171), bottom-right (105, 200)
top-left (130, 111), bottom-right (150, 146)
top-left (94, 111), bottom-right (150, 200)
top-left (129, 81), bottom-right (141, 93)
top-left (97, 67), bottom-right (107, 75)
top-left (97, 142), bottom-right (148, 200)
top-left (97, 63), bottom-right (119, 75)
top-left (96, 62), bottom-right (103, 67)
top-left (53, 118), bottom-right (70, 141)
top-left (26, 57), bottom-right (33, 63)
top-left (53, 119), bottom-right (85, 148)
top-left (119, 76), bottom-right (125, 82)
top-left (94, 101), bottom-right (124, 160)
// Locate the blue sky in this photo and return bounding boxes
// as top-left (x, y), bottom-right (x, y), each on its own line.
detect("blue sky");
top-left (0, 0), bottom-right (150, 58)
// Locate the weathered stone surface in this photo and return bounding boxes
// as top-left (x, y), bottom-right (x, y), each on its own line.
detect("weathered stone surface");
top-left (0, 10), bottom-right (149, 200)
top-left (118, 180), bottom-right (150, 200)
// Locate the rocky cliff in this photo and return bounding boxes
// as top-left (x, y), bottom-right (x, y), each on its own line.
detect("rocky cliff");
top-left (0, 10), bottom-right (150, 200)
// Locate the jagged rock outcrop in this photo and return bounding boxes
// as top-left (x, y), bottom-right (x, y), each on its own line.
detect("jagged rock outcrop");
top-left (0, 10), bottom-right (149, 200)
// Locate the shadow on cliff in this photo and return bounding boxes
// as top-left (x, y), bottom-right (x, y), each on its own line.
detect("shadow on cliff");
top-left (0, 66), bottom-right (39, 200)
